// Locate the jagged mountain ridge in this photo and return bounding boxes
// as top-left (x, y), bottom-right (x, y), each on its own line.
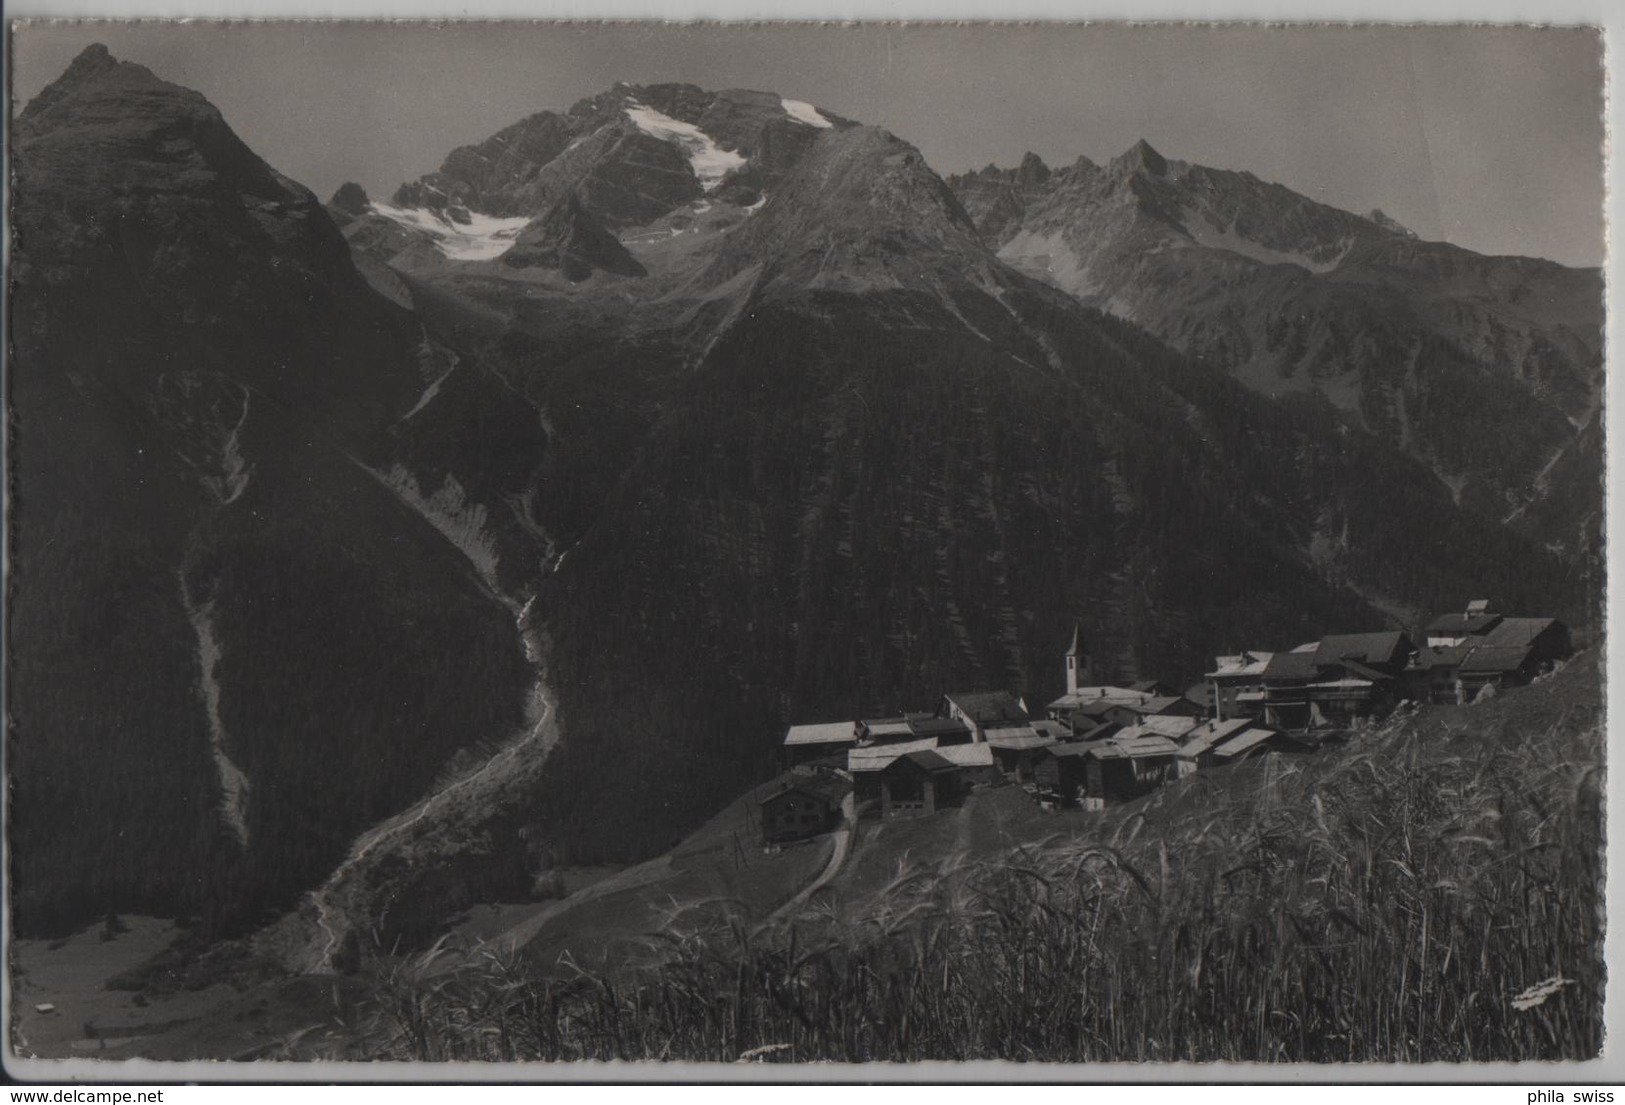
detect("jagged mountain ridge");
top-left (947, 144), bottom-right (1604, 540)
top-left (9, 53), bottom-right (1597, 941)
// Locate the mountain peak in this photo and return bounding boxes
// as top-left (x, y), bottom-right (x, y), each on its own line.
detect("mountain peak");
top-left (1016, 151), bottom-right (1051, 186)
top-left (21, 42), bottom-right (139, 121)
top-left (69, 41), bottom-right (115, 69)
top-left (1114, 138), bottom-right (1169, 177)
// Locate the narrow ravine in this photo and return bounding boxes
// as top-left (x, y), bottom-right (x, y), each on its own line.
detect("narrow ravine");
top-left (178, 571), bottom-right (251, 848)
top-left (297, 460), bottom-right (562, 974)
top-left (215, 388), bottom-right (253, 505)
top-left (306, 599), bottom-right (558, 972)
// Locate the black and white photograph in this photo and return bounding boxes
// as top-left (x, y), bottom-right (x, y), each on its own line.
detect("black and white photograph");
top-left (3, 19), bottom-right (1608, 1070)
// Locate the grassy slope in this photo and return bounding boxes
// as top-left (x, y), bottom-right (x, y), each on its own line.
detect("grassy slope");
top-left (327, 650), bottom-right (1602, 1062)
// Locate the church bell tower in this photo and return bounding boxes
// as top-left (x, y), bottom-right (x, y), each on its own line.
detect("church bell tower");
top-left (1065, 624), bottom-right (1091, 695)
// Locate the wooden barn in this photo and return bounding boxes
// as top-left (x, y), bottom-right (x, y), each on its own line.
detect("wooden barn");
top-left (878, 749), bottom-right (962, 818)
top-left (986, 726), bottom-right (1059, 783)
top-left (1032, 735), bottom-right (1182, 809)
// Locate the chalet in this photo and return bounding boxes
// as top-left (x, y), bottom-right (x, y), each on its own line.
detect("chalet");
top-left (1262, 632), bottom-right (1412, 730)
top-left (877, 749), bottom-right (962, 818)
top-left (782, 721), bottom-right (858, 766)
top-left (1454, 617), bottom-right (1570, 695)
top-left (939, 691), bottom-right (1030, 742)
top-left (759, 776), bottom-right (850, 845)
top-left (1204, 651), bottom-right (1274, 722)
top-left (1408, 605), bottom-right (1571, 702)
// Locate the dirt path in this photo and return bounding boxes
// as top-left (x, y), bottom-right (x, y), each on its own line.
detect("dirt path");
top-left (770, 792), bottom-right (857, 921)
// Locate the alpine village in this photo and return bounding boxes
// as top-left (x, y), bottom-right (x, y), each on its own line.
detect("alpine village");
top-left (766, 600), bottom-right (1573, 844)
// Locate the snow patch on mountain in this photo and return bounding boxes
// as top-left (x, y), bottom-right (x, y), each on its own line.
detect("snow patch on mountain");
top-left (623, 100), bottom-right (747, 190)
top-left (1181, 216), bottom-right (1351, 274)
top-left (781, 97), bottom-right (833, 128)
top-left (369, 201), bottom-right (531, 261)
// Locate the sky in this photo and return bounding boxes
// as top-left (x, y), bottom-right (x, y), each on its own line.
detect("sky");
top-left (9, 22), bottom-right (1607, 266)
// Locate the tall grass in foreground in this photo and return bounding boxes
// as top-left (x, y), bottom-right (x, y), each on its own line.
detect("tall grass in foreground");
top-left (322, 675), bottom-right (1602, 1062)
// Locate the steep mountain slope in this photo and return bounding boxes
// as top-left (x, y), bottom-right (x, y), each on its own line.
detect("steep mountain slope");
top-left (948, 145), bottom-right (1604, 543)
top-left (8, 46), bottom-right (550, 937)
top-left (341, 103), bottom-right (1588, 868)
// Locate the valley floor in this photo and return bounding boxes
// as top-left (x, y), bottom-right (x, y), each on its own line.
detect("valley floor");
top-left (10, 918), bottom-right (235, 1060)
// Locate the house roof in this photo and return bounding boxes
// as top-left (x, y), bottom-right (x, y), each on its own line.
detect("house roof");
top-left (1065, 719), bottom-right (1121, 742)
top-left (1092, 735), bottom-right (1183, 760)
top-left (933, 743), bottom-right (995, 768)
top-left (1263, 649), bottom-right (1321, 681)
top-left (943, 691), bottom-right (1030, 724)
top-left (1134, 715), bottom-right (1199, 739)
top-left (1178, 717), bottom-right (1253, 756)
top-left (986, 727), bottom-right (1057, 751)
top-left (907, 716), bottom-right (974, 739)
top-left (848, 738), bottom-right (939, 771)
top-left (1459, 645), bottom-right (1537, 674)
top-left (1042, 741), bottom-right (1108, 760)
top-left (1478, 617), bottom-right (1559, 649)
top-left (1029, 719), bottom-right (1070, 740)
top-left (1425, 612), bottom-right (1503, 635)
top-left (858, 717), bottom-right (916, 739)
top-left (1048, 686), bottom-right (1151, 710)
top-left (1314, 631), bottom-right (1407, 669)
top-left (783, 722), bottom-right (856, 747)
top-left (1206, 651), bottom-right (1274, 678)
top-left (1212, 728), bottom-right (1280, 759)
top-left (887, 749), bottom-right (958, 774)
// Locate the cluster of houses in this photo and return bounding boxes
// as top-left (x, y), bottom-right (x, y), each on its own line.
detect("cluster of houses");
top-left (758, 599), bottom-right (1571, 845)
